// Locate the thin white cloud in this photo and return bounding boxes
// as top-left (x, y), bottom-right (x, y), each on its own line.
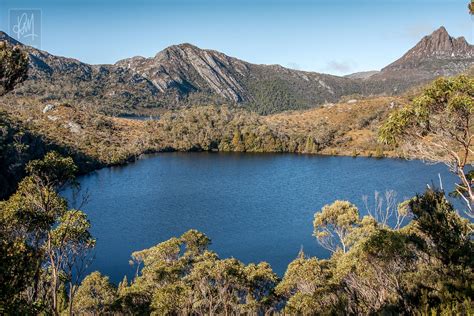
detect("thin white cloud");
top-left (322, 60), bottom-right (356, 74)
top-left (404, 24), bottom-right (436, 39)
top-left (381, 23), bottom-right (437, 40)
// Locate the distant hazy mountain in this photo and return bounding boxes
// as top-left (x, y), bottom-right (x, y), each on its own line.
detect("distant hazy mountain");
top-left (1, 26), bottom-right (472, 115)
top-left (345, 71), bottom-right (380, 80)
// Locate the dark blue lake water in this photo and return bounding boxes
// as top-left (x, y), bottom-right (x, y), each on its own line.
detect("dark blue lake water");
top-left (64, 153), bottom-right (457, 283)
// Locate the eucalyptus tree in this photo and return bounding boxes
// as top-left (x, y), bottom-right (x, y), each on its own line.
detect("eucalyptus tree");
top-left (49, 210), bottom-right (95, 315)
top-left (242, 262), bottom-right (279, 314)
top-left (0, 40), bottom-right (28, 96)
top-left (187, 253), bottom-right (247, 315)
top-left (333, 228), bottom-right (418, 314)
top-left (122, 230), bottom-right (210, 314)
top-left (73, 271), bottom-right (117, 315)
top-left (361, 190), bottom-right (411, 229)
top-left (403, 189), bottom-right (474, 314)
top-left (313, 200), bottom-right (360, 253)
top-left (276, 253), bottom-right (338, 314)
top-left (325, 190), bottom-right (473, 314)
top-left (0, 152), bottom-right (94, 315)
top-left (379, 75), bottom-right (474, 216)
top-left (120, 229), bottom-right (279, 315)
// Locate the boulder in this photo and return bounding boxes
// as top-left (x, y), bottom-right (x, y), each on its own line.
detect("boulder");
top-left (42, 104), bottom-right (55, 113)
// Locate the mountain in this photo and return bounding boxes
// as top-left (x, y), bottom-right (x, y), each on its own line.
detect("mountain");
top-left (345, 71), bottom-right (380, 80)
top-left (364, 27), bottom-right (474, 93)
top-left (383, 27), bottom-right (473, 72)
top-left (0, 31), bottom-right (161, 115)
top-left (116, 44), bottom-right (251, 103)
top-left (1, 26), bottom-right (472, 115)
top-left (115, 43), bottom-right (363, 113)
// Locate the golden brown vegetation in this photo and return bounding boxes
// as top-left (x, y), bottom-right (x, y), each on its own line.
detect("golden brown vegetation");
top-left (1, 95), bottom-right (405, 164)
top-left (265, 96), bottom-right (406, 157)
top-left (0, 93), bottom-right (414, 201)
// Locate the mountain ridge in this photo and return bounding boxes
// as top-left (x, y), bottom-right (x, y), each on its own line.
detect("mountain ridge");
top-left (1, 26), bottom-right (472, 115)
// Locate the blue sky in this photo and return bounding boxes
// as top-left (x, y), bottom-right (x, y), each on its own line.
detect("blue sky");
top-left (0, 0), bottom-right (472, 75)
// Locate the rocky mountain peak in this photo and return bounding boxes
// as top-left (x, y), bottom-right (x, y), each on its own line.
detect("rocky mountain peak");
top-left (162, 42), bottom-right (199, 51)
top-left (154, 43), bottom-right (207, 62)
top-left (382, 26), bottom-right (474, 71)
top-left (116, 43), bottom-right (250, 102)
top-left (417, 26), bottom-right (471, 56)
top-left (430, 26), bottom-right (449, 40)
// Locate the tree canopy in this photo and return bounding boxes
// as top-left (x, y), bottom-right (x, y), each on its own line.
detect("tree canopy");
top-left (380, 75), bottom-right (474, 216)
top-left (0, 41), bottom-right (28, 96)
top-left (0, 152), bottom-right (94, 315)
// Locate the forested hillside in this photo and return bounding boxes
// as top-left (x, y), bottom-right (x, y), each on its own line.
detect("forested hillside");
top-left (0, 112), bottom-right (98, 199)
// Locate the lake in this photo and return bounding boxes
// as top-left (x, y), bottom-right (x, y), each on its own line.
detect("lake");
top-left (64, 152), bottom-right (457, 283)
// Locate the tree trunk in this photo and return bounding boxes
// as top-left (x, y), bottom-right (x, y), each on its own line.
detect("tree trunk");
top-left (68, 282), bottom-right (75, 316)
top-left (48, 236), bottom-right (59, 316)
top-left (51, 270), bottom-right (58, 316)
top-left (31, 260), bottom-right (42, 302)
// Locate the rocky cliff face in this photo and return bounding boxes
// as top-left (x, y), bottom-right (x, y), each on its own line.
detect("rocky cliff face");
top-left (1, 26), bottom-right (472, 115)
top-left (116, 44), bottom-right (250, 102)
top-left (116, 44), bottom-right (363, 113)
top-left (363, 27), bottom-right (474, 94)
top-left (383, 27), bottom-right (474, 73)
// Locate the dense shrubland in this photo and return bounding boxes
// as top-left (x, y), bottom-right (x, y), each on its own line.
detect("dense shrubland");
top-left (147, 97), bottom-right (394, 156)
top-left (1, 96), bottom-right (395, 163)
top-left (0, 41), bottom-right (101, 199)
top-left (245, 78), bottom-right (309, 115)
top-left (0, 110), bottom-right (104, 199)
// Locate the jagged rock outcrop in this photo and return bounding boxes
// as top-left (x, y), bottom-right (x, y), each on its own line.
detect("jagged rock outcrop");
top-left (364, 27), bottom-right (474, 94)
top-left (383, 27), bottom-right (474, 72)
